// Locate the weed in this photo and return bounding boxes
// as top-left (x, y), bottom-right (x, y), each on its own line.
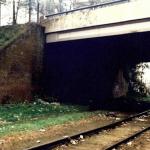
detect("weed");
top-left (0, 103), bottom-right (93, 137)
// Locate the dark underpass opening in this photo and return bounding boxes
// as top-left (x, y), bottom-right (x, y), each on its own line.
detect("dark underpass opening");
top-left (43, 31), bottom-right (150, 111)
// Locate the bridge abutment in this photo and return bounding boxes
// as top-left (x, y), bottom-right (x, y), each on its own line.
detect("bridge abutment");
top-left (0, 24), bottom-right (44, 103)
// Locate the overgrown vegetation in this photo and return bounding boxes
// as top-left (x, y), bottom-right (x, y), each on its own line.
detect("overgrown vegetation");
top-left (0, 24), bottom-right (26, 49)
top-left (128, 63), bottom-right (150, 97)
top-left (0, 103), bottom-right (96, 137)
top-left (140, 95), bottom-right (150, 102)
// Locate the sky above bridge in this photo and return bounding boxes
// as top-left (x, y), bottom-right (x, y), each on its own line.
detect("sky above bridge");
top-left (1, 1), bottom-right (38, 26)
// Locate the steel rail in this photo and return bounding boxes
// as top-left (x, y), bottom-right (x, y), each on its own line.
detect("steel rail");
top-left (26, 109), bottom-right (150, 150)
top-left (46, 0), bottom-right (129, 18)
top-left (105, 126), bottom-right (150, 150)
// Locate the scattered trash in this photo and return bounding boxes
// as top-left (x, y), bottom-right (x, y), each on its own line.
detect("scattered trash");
top-left (116, 118), bottom-right (121, 121)
top-left (63, 135), bottom-right (69, 138)
top-left (0, 140), bottom-right (5, 145)
top-left (127, 141), bottom-right (132, 146)
top-left (37, 99), bottom-right (50, 105)
top-left (0, 120), bottom-right (7, 125)
top-left (50, 102), bottom-right (60, 106)
top-left (39, 129), bottom-right (46, 132)
top-left (18, 137), bottom-right (23, 140)
top-left (79, 135), bottom-right (85, 141)
top-left (98, 114), bottom-right (101, 116)
top-left (135, 118), bottom-right (146, 122)
top-left (36, 140), bottom-right (41, 143)
top-left (33, 102), bottom-right (37, 105)
top-left (60, 144), bottom-right (67, 148)
top-left (11, 126), bottom-right (15, 128)
top-left (106, 112), bottom-right (117, 117)
top-left (79, 135), bottom-right (84, 139)
top-left (70, 139), bottom-right (78, 145)
top-left (146, 139), bottom-right (150, 142)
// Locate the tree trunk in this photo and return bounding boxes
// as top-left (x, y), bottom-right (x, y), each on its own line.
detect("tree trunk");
top-left (13, 0), bottom-right (16, 25)
top-left (0, 2), bottom-right (1, 26)
top-left (59, 0), bottom-right (62, 12)
top-left (29, 0), bottom-right (31, 22)
top-left (37, 1), bottom-right (39, 23)
top-left (15, 0), bottom-right (21, 23)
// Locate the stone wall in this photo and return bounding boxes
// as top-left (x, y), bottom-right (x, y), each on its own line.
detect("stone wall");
top-left (0, 24), bottom-right (44, 104)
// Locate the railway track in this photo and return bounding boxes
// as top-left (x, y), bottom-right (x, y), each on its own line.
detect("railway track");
top-left (27, 109), bottom-right (150, 150)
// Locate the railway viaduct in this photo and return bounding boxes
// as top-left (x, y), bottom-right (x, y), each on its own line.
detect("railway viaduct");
top-left (42, 0), bottom-right (150, 104)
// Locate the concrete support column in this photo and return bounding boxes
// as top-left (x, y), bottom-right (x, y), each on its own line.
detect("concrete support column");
top-left (113, 69), bottom-right (128, 98)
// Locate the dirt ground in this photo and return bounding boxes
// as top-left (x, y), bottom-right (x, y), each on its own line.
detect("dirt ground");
top-left (0, 112), bottom-right (128, 150)
top-left (54, 114), bottom-right (150, 150)
top-left (119, 130), bottom-right (150, 150)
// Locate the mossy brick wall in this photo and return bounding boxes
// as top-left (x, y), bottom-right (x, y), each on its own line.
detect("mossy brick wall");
top-left (0, 24), bottom-right (44, 103)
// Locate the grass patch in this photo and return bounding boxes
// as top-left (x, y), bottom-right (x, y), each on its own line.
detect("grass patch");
top-left (0, 24), bottom-right (26, 49)
top-left (0, 103), bottom-right (94, 137)
top-left (140, 96), bottom-right (150, 102)
top-left (127, 94), bottom-right (150, 102)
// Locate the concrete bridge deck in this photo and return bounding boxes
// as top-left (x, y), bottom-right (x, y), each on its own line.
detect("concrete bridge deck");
top-left (42, 0), bottom-right (150, 43)
top-left (42, 0), bottom-right (150, 103)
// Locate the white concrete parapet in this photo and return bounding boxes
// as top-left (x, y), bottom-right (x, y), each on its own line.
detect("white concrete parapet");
top-left (43, 0), bottom-right (150, 43)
